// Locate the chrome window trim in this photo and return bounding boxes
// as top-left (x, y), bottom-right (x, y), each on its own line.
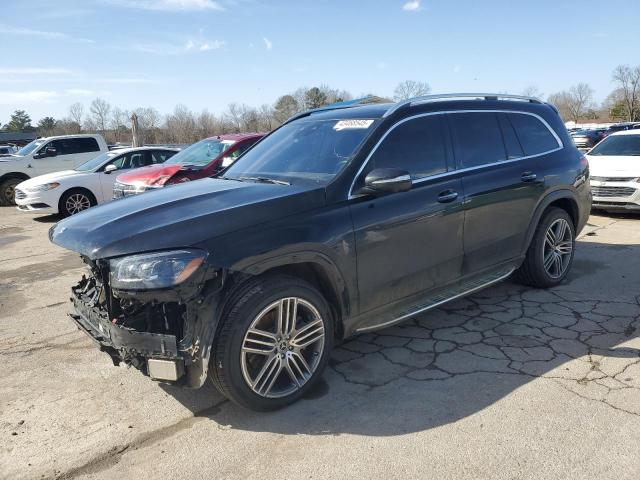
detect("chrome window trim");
top-left (348, 109), bottom-right (563, 200)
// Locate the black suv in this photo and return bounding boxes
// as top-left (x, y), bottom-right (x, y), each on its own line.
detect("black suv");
top-left (50, 93), bottom-right (591, 411)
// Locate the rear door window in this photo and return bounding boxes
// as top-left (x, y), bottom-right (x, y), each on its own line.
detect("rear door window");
top-left (367, 115), bottom-right (449, 180)
top-left (74, 137), bottom-right (101, 153)
top-left (497, 113), bottom-right (524, 160)
top-left (449, 112), bottom-right (506, 168)
top-left (508, 113), bottom-right (559, 156)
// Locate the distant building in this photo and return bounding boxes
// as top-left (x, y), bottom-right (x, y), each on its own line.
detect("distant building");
top-left (0, 131), bottom-right (37, 146)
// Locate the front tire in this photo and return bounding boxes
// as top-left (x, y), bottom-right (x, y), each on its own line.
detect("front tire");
top-left (209, 275), bottom-right (333, 411)
top-left (59, 189), bottom-right (96, 217)
top-left (0, 178), bottom-right (21, 206)
top-left (515, 207), bottom-right (575, 288)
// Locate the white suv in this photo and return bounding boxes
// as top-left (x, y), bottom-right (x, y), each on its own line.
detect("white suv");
top-left (0, 134), bottom-right (108, 205)
top-left (587, 129), bottom-right (640, 212)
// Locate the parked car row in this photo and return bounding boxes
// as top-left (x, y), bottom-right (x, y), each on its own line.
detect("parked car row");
top-left (586, 129), bottom-right (640, 212)
top-left (44, 93), bottom-right (591, 411)
top-left (2, 132), bottom-right (264, 214)
top-left (570, 122), bottom-right (640, 151)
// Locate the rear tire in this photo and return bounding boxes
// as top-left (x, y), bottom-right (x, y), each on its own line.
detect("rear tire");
top-left (514, 207), bottom-right (575, 288)
top-left (209, 275), bottom-right (333, 411)
top-left (0, 178), bottom-right (21, 206)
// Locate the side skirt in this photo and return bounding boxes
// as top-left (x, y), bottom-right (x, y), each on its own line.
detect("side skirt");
top-left (353, 266), bottom-right (515, 334)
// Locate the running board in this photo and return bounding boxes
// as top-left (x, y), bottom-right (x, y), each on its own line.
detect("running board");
top-left (355, 267), bottom-right (514, 333)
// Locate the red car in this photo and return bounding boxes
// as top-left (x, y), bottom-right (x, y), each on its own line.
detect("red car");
top-left (113, 133), bottom-right (264, 198)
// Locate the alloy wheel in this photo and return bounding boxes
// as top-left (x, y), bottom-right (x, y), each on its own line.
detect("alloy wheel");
top-left (542, 218), bottom-right (573, 279)
top-left (65, 193), bottom-right (91, 215)
top-left (240, 297), bottom-right (325, 398)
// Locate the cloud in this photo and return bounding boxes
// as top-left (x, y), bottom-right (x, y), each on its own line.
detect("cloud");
top-left (97, 77), bottom-right (155, 84)
top-left (0, 24), bottom-right (94, 43)
top-left (107, 0), bottom-right (224, 11)
top-left (0, 90), bottom-right (60, 105)
top-left (0, 89), bottom-right (95, 105)
top-left (402, 0), bottom-right (421, 12)
top-left (185, 39), bottom-right (225, 51)
top-left (263, 37), bottom-right (273, 50)
top-left (135, 37), bottom-right (225, 55)
top-left (0, 68), bottom-right (74, 76)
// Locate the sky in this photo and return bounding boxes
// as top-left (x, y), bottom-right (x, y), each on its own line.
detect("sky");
top-left (1, 0), bottom-right (639, 123)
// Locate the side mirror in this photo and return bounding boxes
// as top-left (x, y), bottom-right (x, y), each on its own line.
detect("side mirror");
top-left (104, 164), bottom-right (117, 174)
top-left (45, 146), bottom-right (57, 157)
top-left (359, 168), bottom-right (412, 195)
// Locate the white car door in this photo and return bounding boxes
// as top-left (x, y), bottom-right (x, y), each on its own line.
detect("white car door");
top-left (31, 139), bottom-right (74, 176)
top-left (97, 151), bottom-right (146, 200)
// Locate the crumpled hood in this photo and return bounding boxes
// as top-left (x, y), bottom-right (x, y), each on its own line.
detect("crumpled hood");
top-left (587, 154), bottom-right (640, 177)
top-left (49, 178), bottom-right (325, 260)
top-left (18, 170), bottom-right (80, 187)
top-left (116, 163), bottom-right (184, 185)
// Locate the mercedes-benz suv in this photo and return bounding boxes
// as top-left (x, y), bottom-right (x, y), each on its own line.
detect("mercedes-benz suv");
top-left (50, 93), bottom-right (591, 411)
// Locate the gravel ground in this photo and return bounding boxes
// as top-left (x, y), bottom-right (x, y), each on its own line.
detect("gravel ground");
top-left (1, 206), bottom-right (639, 480)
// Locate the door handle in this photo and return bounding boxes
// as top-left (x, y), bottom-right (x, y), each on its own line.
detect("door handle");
top-left (437, 190), bottom-right (458, 203)
top-left (521, 171), bottom-right (537, 182)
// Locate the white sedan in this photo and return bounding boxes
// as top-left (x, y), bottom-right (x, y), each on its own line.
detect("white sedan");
top-left (15, 147), bottom-right (179, 217)
top-left (587, 130), bottom-right (640, 213)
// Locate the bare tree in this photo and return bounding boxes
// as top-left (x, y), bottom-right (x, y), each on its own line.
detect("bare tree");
top-left (612, 65), bottom-right (640, 121)
top-left (548, 84), bottom-right (594, 123)
top-left (134, 107), bottom-right (162, 143)
top-left (257, 104), bottom-right (275, 131)
top-left (165, 104), bottom-right (196, 143)
top-left (89, 98), bottom-right (111, 135)
top-left (521, 85), bottom-right (543, 99)
top-left (393, 80), bottom-right (431, 101)
top-left (195, 110), bottom-right (218, 139)
top-left (68, 102), bottom-right (84, 133)
top-left (110, 107), bottom-right (130, 143)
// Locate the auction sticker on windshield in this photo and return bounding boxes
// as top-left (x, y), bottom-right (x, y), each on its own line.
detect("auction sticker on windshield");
top-left (333, 119), bottom-right (375, 131)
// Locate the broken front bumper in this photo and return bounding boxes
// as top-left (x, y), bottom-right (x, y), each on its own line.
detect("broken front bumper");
top-left (69, 281), bottom-right (184, 380)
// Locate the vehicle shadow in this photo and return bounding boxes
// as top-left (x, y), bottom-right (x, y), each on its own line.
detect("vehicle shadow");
top-left (163, 239), bottom-right (640, 436)
top-left (33, 214), bottom-right (63, 223)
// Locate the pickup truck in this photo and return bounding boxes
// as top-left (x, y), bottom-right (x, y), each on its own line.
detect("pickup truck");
top-left (0, 134), bottom-right (108, 205)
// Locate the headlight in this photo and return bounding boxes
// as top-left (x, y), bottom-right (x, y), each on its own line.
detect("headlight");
top-left (109, 249), bottom-right (207, 290)
top-left (25, 182), bottom-right (60, 192)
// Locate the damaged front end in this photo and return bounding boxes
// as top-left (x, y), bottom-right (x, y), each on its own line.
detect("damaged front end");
top-left (69, 250), bottom-right (225, 388)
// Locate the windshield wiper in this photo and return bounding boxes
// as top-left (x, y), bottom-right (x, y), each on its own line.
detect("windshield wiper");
top-left (239, 176), bottom-right (291, 185)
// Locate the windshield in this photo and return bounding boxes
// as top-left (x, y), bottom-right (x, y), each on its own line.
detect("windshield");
top-left (76, 151), bottom-right (119, 171)
top-left (589, 135), bottom-right (640, 156)
top-left (164, 138), bottom-right (232, 167)
top-left (222, 118), bottom-right (375, 185)
top-left (16, 139), bottom-right (44, 156)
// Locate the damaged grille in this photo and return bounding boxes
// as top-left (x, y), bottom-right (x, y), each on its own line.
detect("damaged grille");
top-left (70, 267), bottom-right (186, 362)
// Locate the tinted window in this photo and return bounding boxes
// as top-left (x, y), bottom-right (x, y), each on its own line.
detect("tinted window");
top-left (497, 113), bottom-right (524, 160)
top-left (150, 150), bottom-right (176, 163)
top-left (368, 115), bottom-right (448, 180)
top-left (589, 135), bottom-right (640, 156)
top-left (449, 112), bottom-right (506, 168)
top-left (223, 119), bottom-right (373, 185)
top-left (74, 137), bottom-right (100, 153)
top-left (508, 113), bottom-right (559, 156)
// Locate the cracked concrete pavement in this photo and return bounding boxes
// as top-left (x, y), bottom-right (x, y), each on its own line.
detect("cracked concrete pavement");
top-left (1, 206), bottom-right (639, 479)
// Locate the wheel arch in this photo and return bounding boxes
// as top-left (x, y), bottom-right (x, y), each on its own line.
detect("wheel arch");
top-left (0, 172), bottom-right (30, 183)
top-left (522, 190), bottom-right (579, 254)
top-left (229, 253), bottom-right (351, 341)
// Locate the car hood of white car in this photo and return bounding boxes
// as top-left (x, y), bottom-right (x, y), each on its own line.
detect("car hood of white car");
top-left (18, 170), bottom-right (85, 188)
top-left (587, 154), bottom-right (640, 178)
